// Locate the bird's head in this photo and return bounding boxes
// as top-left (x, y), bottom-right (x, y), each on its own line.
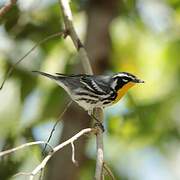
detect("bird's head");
top-left (111, 72), bottom-right (144, 92)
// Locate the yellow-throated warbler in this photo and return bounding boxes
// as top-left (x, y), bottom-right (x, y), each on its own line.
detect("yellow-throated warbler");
top-left (33, 71), bottom-right (144, 116)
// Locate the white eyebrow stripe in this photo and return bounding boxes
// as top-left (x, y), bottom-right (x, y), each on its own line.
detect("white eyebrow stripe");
top-left (113, 74), bottom-right (135, 79)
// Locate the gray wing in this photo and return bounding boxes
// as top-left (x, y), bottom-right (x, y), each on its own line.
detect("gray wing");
top-left (78, 75), bottom-right (117, 104)
top-left (56, 74), bottom-right (113, 95)
top-left (79, 75), bottom-right (113, 95)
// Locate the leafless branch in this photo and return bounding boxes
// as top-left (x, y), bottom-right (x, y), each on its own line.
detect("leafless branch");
top-left (0, 0), bottom-right (17, 17)
top-left (58, 1), bottom-right (104, 179)
top-left (58, 0), bottom-right (93, 75)
top-left (13, 172), bottom-right (32, 178)
top-left (0, 141), bottom-right (52, 157)
top-left (38, 100), bottom-right (72, 179)
top-left (13, 128), bottom-right (94, 180)
top-left (94, 108), bottom-right (104, 179)
top-left (42, 100), bottom-right (72, 155)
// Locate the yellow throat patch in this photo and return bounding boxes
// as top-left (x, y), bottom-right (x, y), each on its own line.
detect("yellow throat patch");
top-left (113, 82), bottom-right (135, 104)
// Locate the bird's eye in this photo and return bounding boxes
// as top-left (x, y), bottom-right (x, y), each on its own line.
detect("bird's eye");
top-left (122, 78), bottom-right (128, 82)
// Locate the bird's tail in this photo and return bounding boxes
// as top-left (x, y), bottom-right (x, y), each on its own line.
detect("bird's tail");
top-left (32, 71), bottom-right (58, 80)
top-left (32, 70), bottom-right (71, 96)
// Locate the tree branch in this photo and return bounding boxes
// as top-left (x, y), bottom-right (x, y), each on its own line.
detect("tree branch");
top-left (94, 109), bottom-right (104, 179)
top-left (42, 100), bottom-right (72, 155)
top-left (0, 141), bottom-right (52, 157)
top-left (0, 0), bottom-right (17, 17)
top-left (58, 0), bottom-right (93, 75)
top-left (58, 1), bottom-right (104, 179)
top-left (3, 128), bottom-right (94, 179)
top-left (24, 128), bottom-right (94, 180)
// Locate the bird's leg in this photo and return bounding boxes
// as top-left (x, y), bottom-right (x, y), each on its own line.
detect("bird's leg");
top-left (90, 113), bottom-right (105, 132)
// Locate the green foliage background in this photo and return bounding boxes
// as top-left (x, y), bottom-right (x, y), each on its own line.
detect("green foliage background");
top-left (0, 0), bottom-right (180, 179)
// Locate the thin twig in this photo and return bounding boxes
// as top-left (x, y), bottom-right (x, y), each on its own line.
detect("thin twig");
top-left (103, 162), bottom-right (115, 180)
top-left (24, 128), bottom-right (94, 180)
top-left (13, 172), bottom-right (32, 178)
top-left (39, 168), bottom-right (44, 180)
top-left (0, 0), bottom-right (17, 17)
top-left (42, 100), bottom-right (72, 155)
top-left (0, 31), bottom-right (63, 90)
top-left (0, 141), bottom-right (53, 157)
top-left (38, 100), bottom-right (73, 179)
top-left (71, 142), bottom-right (78, 166)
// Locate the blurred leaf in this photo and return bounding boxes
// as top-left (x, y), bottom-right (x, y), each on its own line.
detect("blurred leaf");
top-left (0, 135), bottom-right (23, 180)
top-left (2, 5), bottom-right (20, 31)
top-left (40, 87), bottom-right (67, 121)
top-left (13, 68), bottom-right (37, 101)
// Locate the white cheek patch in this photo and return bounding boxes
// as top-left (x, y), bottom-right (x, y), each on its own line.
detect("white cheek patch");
top-left (111, 78), bottom-right (118, 89)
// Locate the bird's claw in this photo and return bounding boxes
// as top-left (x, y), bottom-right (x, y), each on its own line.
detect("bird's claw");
top-left (94, 122), bottom-right (105, 132)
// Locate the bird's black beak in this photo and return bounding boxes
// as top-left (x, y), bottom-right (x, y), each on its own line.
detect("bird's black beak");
top-left (133, 78), bottom-right (145, 83)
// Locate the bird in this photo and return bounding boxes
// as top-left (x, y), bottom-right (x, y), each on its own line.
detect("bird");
top-left (32, 71), bottom-right (144, 129)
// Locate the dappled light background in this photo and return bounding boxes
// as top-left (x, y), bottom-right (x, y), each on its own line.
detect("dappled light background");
top-left (0, 0), bottom-right (180, 179)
